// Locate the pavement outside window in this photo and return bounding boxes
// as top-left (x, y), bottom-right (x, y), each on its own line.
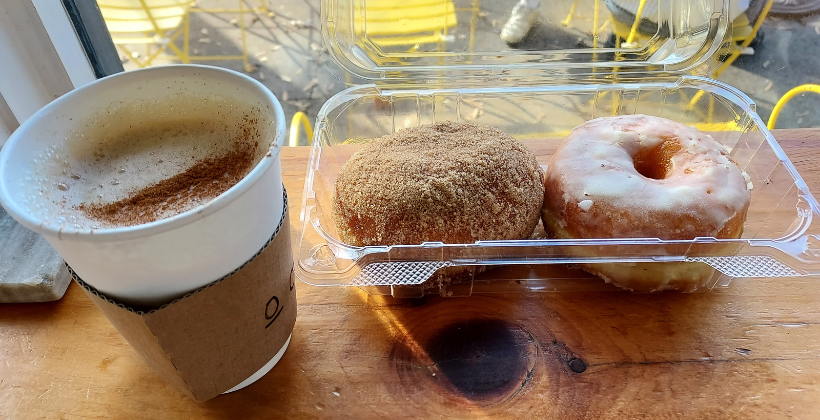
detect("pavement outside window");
top-left (110, 0), bottom-right (820, 145)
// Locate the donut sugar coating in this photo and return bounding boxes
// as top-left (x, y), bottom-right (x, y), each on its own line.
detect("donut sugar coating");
top-left (541, 115), bottom-right (753, 291)
top-left (332, 121), bottom-right (544, 247)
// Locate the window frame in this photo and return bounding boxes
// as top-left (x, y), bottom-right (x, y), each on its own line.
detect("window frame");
top-left (0, 0), bottom-right (120, 146)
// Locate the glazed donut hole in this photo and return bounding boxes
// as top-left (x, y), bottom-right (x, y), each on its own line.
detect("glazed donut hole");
top-left (631, 138), bottom-right (682, 180)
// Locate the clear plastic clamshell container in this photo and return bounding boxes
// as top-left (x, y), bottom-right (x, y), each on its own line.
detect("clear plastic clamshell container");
top-left (297, 0), bottom-right (820, 296)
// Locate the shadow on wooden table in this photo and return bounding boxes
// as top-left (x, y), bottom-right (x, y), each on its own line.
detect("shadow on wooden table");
top-left (253, 284), bottom-right (721, 418)
top-left (0, 291), bottom-right (72, 324)
top-left (186, 278), bottom-right (746, 418)
top-left (357, 289), bottom-right (729, 418)
top-left (198, 277), bottom-right (741, 419)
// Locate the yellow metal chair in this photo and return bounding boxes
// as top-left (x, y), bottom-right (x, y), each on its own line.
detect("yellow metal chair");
top-left (713, 0), bottom-right (774, 78)
top-left (768, 85), bottom-right (820, 130)
top-left (353, 0), bottom-right (481, 54)
top-left (685, 0), bottom-right (774, 125)
top-left (289, 112), bottom-right (313, 147)
top-left (355, 0), bottom-right (457, 52)
top-left (342, 0), bottom-right (480, 140)
top-left (562, 0), bottom-right (773, 129)
top-left (605, 0), bottom-right (774, 78)
top-left (98, 0), bottom-right (189, 68)
top-left (99, 0), bottom-right (262, 71)
top-left (561, 0), bottom-right (773, 78)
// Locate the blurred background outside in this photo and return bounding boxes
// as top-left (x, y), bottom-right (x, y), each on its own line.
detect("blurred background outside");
top-left (97, 0), bottom-right (820, 145)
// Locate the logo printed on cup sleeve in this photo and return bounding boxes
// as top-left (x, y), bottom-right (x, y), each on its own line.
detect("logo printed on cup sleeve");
top-left (265, 268), bottom-right (295, 329)
top-left (264, 295), bottom-right (283, 329)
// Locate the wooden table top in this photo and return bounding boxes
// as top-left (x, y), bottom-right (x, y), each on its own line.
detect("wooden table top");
top-left (2, 129), bottom-right (820, 419)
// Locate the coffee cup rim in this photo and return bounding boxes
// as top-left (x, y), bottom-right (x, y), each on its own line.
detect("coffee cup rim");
top-left (0, 65), bottom-right (287, 242)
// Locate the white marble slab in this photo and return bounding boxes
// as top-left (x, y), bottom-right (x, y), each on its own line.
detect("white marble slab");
top-left (0, 207), bottom-right (69, 303)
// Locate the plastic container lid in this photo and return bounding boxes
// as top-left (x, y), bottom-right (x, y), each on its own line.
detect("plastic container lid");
top-left (322, 0), bottom-right (729, 86)
top-left (298, 0), bottom-right (814, 297)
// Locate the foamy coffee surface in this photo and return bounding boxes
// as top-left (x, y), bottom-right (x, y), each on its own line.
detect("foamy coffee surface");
top-left (22, 93), bottom-right (271, 230)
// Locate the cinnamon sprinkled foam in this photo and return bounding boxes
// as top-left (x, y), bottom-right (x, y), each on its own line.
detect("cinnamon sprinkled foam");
top-left (20, 93), bottom-right (270, 230)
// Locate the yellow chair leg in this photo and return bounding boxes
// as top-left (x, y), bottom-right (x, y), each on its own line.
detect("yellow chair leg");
top-left (684, 90), bottom-right (710, 122)
top-left (708, 94), bottom-right (715, 124)
top-left (561, 0), bottom-right (580, 27)
top-left (714, 0), bottom-right (774, 78)
top-left (290, 111), bottom-right (314, 147)
top-left (626, 0), bottom-right (648, 46)
top-left (592, 0), bottom-right (600, 47)
top-left (768, 84), bottom-right (820, 130)
top-left (597, 19), bottom-right (610, 36)
top-left (165, 28), bottom-right (187, 63)
top-left (118, 45), bottom-right (147, 68)
top-left (239, 0), bottom-right (254, 72)
top-left (468, 0), bottom-right (479, 55)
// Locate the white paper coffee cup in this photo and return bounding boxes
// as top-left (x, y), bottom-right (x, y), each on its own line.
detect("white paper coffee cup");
top-left (0, 65), bottom-right (287, 306)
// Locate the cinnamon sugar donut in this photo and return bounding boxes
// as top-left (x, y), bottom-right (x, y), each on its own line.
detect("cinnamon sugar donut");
top-left (541, 115), bottom-right (753, 291)
top-left (332, 121), bottom-right (544, 247)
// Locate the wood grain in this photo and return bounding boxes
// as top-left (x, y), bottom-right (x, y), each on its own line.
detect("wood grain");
top-left (2, 130), bottom-right (820, 419)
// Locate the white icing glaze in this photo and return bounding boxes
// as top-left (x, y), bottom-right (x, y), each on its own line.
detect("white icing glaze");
top-left (545, 115), bottom-right (752, 237)
top-left (742, 170), bottom-right (754, 190)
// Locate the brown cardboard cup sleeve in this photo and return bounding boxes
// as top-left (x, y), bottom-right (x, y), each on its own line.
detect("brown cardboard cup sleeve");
top-left (69, 192), bottom-right (296, 402)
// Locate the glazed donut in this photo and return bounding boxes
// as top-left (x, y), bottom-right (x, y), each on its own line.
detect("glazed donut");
top-left (332, 121), bottom-right (544, 247)
top-left (541, 115), bottom-right (753, 291)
